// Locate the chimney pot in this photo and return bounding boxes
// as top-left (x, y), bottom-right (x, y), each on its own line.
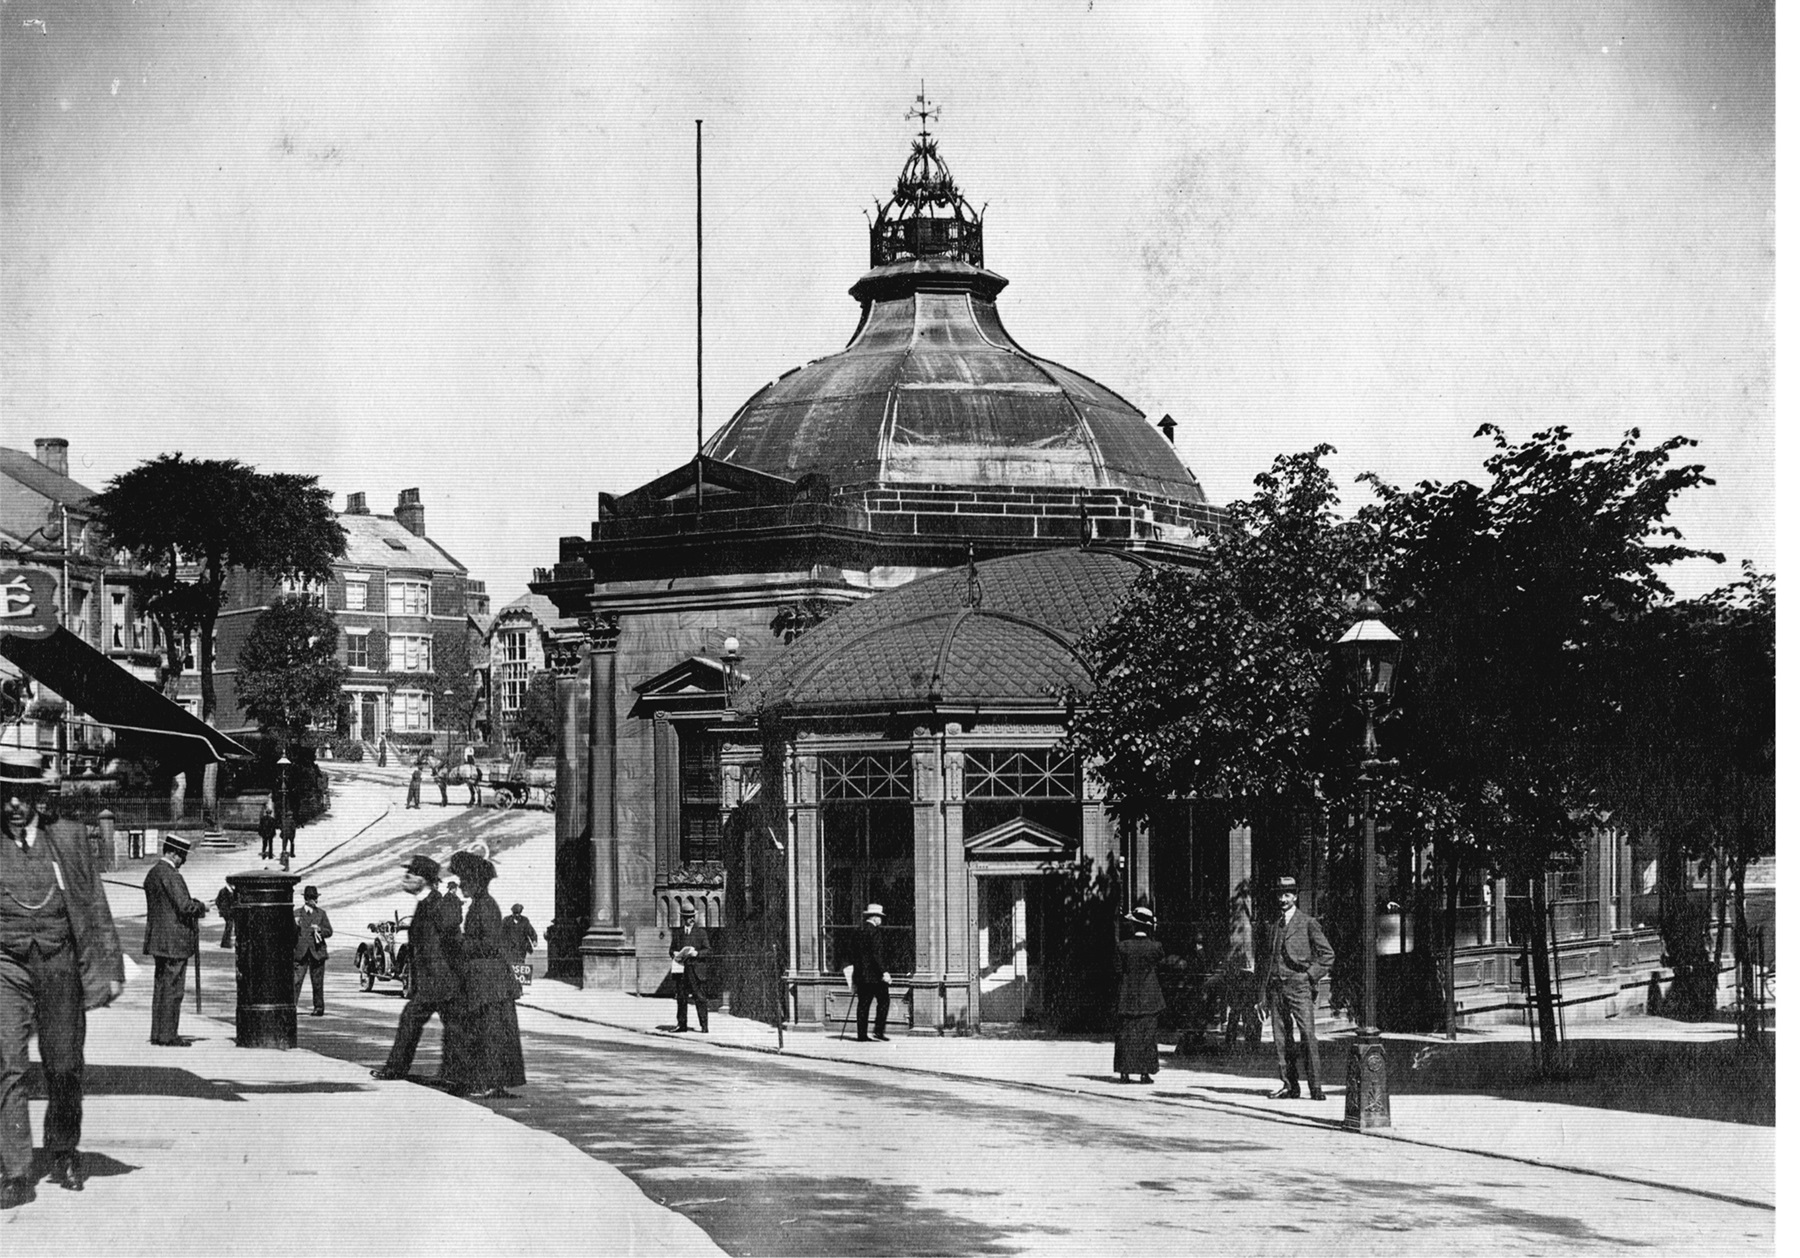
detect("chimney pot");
top-left (34, 438), bottom-right (70, 477)
top-left (345, 491), bottom-right (368, 515)
top-left (395, 488), bottom-right (426, 537)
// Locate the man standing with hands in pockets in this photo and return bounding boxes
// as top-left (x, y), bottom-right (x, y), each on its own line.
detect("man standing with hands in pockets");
top-left (1263, 875), bottom-right (1334, 1100)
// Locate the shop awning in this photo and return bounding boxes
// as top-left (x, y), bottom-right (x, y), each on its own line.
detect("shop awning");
top-left (0, 627), bottom-right (252, 764)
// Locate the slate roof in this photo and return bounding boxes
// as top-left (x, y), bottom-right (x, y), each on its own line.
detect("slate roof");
top-left (338, 513), bottom-right (464, 574)
top-left (0, 447), bottom-right (97, 507)
top-left (738, 547), bottom-right (1157, 717)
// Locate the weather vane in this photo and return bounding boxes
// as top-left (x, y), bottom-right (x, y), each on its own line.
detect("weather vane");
top-left (907, 81), bottom-right (939, 143)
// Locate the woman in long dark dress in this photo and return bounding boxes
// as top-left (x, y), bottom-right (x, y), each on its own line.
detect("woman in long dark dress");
top-left (1114, 905), bottom-right (1165, 1084)
top-left (442, 850), bottom-right (526, 1099)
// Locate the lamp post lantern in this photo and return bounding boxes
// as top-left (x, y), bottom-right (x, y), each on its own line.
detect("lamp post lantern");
top-left (1334, 589), bottom-right (1402, 1132)
top-left (720, 635), bottom-right (741, 708)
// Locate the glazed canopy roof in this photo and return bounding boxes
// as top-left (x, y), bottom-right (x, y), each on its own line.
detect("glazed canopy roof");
top-left (736, 547), bottom-right (1154, 718)
top-left (703, 100), bottom-right (1205, 506)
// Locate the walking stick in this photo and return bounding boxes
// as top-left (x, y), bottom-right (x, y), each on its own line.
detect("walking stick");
top-left (194, 949), bottom-right (202, 1014)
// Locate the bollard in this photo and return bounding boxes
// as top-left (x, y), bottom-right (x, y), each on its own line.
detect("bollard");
top-left (226, 870), bottom-right (301, 1048)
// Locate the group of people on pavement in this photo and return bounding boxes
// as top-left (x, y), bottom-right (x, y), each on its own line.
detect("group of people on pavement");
top-left (1114, 874), bottom-right (1336, 1099)
top-left (371, 849), bottom-right (527, 1099)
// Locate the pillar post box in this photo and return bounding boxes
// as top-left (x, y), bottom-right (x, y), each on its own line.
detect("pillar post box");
top-left (226, 870), bottom-right (300, 1048)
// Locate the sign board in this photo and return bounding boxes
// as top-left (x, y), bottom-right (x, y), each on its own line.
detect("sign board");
top-left (0, 569), bottom-right (58, 639)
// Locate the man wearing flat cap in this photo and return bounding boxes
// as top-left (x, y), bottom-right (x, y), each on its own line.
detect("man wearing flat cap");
top-left (0, 746), bottom-right (124, 1209)
top-left (143, 832), bottom-right (207, 1047)
top-left (843, 903), bottom-right (893, 1042)
top-left (292, 886), bottom-right (333, 1017)
top-left (371, 854), bottom-right (464, 1083)
top-left (1263, 875), bottom-right (1334, 1100)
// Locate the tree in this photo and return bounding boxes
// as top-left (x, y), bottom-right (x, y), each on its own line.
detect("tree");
top-left (236, 597), bottom-right (346, 740)
top-left (87, 455), bottom-right (347, 724)
top-left (1588, 566), bottom-right (1775, 1022)
top-left (1066, 445), bottom-right (1379, 832)
top-left (1374, 424), bottom-right (1719, 1061)
top-left (512, 670), bottom-right (560, 761)
top-left (433, 626), bottom-right (481, 746)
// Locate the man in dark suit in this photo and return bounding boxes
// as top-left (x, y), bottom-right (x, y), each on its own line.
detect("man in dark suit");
top-left (292, 885), bottom-right (333, 1016)
top-left (142, 834), bottom-right (206, 1047)
top-left (668, 904), bottom-right (710, 1033)
top-left (371, 854), bottom-right (463, 1083)
top-left (1, 747), bottom-right (125, 1209)
top-left (842, 903), bottom-right (892, 1042)
top-left (1263, 875), bottom-right (1335, 1100)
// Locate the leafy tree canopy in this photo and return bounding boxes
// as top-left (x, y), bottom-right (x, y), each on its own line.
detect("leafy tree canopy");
top-left (1066, 445), bottom-right (1378, 826)
top-left (236, 597), bottom-right (346, 736)
top-left (434, 627), bottom-right (480, 739)
top-left (87, 454), bottom-right (347, 721)
top-left (513, 670), bottom-right (560, 762)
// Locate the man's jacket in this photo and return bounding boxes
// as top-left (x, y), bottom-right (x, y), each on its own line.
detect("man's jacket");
top-left (143, 858), bottom-right (205, 959)
top-left (40, 819), bottom-right (125, 1009)
top-left (1265, 909), bottom-right (1335, 988)
top-left (293, 903), bottom-right (334, 962)
top-left (405, 889), bottom-right (464, 1004)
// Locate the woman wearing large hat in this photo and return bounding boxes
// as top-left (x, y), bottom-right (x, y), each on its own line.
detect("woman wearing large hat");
top-left (1113, 904), bottom-right (1165, 1084)
top-left (440, 849), bottom-right (526, 1098)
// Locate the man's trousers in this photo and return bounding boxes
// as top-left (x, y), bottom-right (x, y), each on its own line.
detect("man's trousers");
top-left (1269, 974), bottom-right (1322, 1092)
top-left (0, 945), bottom-right (84, 1181)
top-left (150, 956), bottom-right (188, 1044)
top-left (855, 980), bottom-right (890, 1040)
top-left (293, 958), bottom-right (326, 1014)
top-left (673, 969), bottom-right (708, 1031)
top-left (382, 998), bottom-right (453, 1076)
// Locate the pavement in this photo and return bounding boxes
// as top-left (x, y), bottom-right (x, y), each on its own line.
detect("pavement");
top-left (5, 766), bottom-right (1773, 1252)
top-left (512, 985), bottom-right (1777, 1213)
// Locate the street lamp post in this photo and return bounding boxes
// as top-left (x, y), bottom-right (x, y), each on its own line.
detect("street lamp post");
top-left (275, 750), bottom-right (291, 871)
top-left (1334, 589), bottom-right (1402, 1132)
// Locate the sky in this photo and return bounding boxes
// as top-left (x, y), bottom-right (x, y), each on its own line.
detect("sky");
top-left (2, 0), bottom-right (1775, 608)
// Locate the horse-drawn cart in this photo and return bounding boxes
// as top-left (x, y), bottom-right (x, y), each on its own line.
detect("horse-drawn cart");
top-left (487, 752), bottom-right (555, 811)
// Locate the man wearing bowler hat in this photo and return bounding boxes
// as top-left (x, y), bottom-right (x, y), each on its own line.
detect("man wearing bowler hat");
top-left (668, 904), bottom-right (710, 1033)
top-left (843, 903), bottom-right (893, 1042)
top-left (371, 854), bottom-right (465, 1084)
top-left (0, 746), bottom-right (124, 1209)
top-left (1263, 875), bottom-right (1334, 1100)
top-left (143, 833), bottom-right (207, 1047)
top-left (292, 886), bottom-right (333, 1016)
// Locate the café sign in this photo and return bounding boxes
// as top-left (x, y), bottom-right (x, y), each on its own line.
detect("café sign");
top-left (0, 569), bottom-right (58, 639)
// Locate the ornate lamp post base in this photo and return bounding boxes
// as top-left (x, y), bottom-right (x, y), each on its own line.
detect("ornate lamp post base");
top-left (1342, 1029), bottom-right (1392, 1130)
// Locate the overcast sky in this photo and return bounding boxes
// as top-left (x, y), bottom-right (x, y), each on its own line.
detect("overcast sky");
top-left (2, 0), bottom-right (1774, 607)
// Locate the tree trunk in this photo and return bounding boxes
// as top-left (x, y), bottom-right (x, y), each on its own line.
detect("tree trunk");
top-left (1526, 875), bottom-right (1561, 1072)
top-left (1441, 853), bottom-right (1458, 1041)
top-left (1730, 850), bottom-right (1755, 1040)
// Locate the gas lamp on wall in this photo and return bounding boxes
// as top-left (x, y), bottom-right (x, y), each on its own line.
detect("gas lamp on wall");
top-left (720, 636), bottom-right (742, 707)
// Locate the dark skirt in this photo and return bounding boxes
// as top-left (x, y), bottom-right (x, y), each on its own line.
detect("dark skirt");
top-left (443, 998), bottom-right (526, 1090)
top-left (1114, 1013), bottom-right (1161, 1077)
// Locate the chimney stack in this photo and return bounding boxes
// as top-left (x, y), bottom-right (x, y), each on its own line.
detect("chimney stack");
top-left (345, 491), bottom-right (369, 515)
top-left (34, 438), bottom-right (69, 477)
top-left (395, 488), bottom-right (426, 537)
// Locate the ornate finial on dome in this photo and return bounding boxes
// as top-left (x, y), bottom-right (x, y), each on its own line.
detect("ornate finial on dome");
top-left (869, 87), bottom-right (985, 269)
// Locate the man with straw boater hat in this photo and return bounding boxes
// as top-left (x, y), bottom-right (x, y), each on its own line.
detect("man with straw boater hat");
top-left (142, 831), bottom-right (207, 1047)
top-left (1263, 874), bottom-right (1334, 1101)
top-left (843, 902), bottom-right (894, 1042)
top-left (0, 745), bottom-right (124, 1209)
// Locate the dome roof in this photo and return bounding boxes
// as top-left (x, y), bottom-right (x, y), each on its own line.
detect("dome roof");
top-left (703, 107), bottom-right (1205, 507)
top-left (738, 548), bottom-right (1154, 717)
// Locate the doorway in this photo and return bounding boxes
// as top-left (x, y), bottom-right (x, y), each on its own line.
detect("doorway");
top-left (977, 876), bottom-right (1046, 1023)
top-left (355, 693), bottom-right (380, 742)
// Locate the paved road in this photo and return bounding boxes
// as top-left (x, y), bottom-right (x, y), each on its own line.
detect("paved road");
top-left (134, 925), bottom-right (1772, 1256)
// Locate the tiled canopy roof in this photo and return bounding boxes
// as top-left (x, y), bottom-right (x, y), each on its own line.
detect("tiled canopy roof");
top-left (737, 547), bottom-right (1156, 718)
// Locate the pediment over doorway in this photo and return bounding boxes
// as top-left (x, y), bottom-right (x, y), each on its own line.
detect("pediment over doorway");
top-left (963, 815), bottom-right (1076, 859)
top-left (630, 655), bottom-right (740, 717)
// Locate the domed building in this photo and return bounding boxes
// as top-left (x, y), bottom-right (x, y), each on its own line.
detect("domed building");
top-left (533, 106), bottom-right (1236, 1019)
